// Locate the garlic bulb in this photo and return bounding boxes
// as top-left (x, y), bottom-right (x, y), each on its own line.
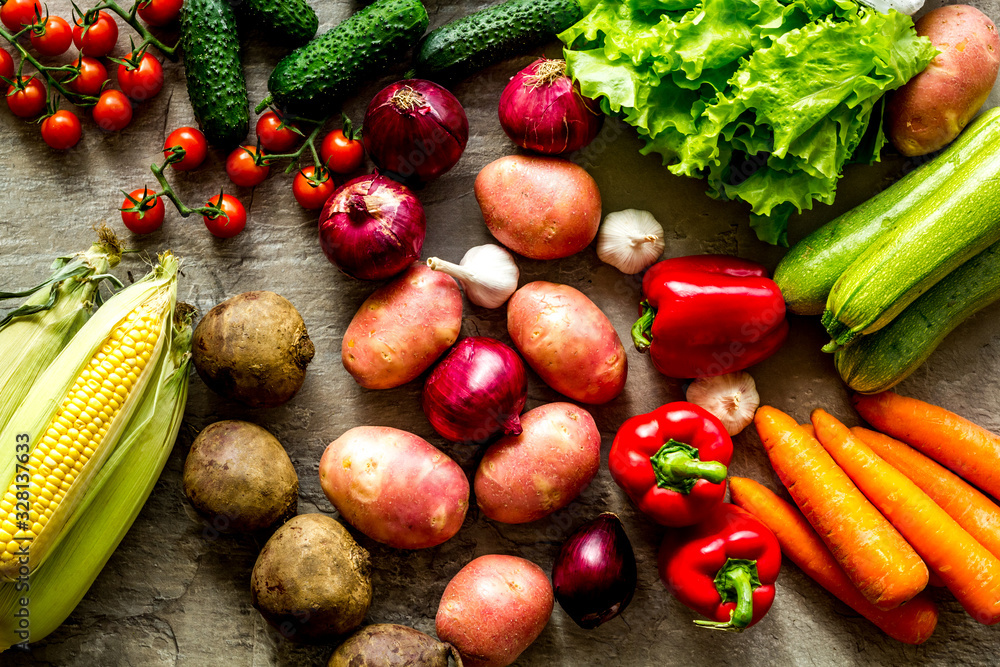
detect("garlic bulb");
top-left (685, 372), bottom-right (760, 436)
top-left (427, 244), bottom-right (519, 308)
top-left (596, 209), bottom-right (665, 274)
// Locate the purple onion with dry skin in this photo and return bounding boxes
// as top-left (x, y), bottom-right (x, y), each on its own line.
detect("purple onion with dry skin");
top-left (553, 512), bottom-right (638, 629)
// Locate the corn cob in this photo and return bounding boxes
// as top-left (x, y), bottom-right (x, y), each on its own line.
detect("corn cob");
top-left (0, 252), bottom-right (181, 581)
top-left (0, 229), bottom-right (123, 434)
top-left (0, 296), bottom-right (193, 649)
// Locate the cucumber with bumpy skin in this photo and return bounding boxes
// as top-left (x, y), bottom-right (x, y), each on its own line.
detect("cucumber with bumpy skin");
top-left (239, 0), bottom-right (318, 47)
top-left (835, 239), bottom-right (1000, 394)
top-left (180, 0), bottom-right (249, 148)
top-left (258, 0), bottom-right (428, 114)
top-left (414, 0), bottom-right (583, 82)
top-left (775, 107), bottom-right (1000, 316)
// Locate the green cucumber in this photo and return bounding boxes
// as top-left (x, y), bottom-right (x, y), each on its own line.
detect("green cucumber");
top-left (775, 106), bottom-right (1000, 316)
top-left (238, 0), bottom-right (318, 47)
top-left (258, 0), bottom-right (428, 114)
top-left (179, 0), bottom-right (250, 148)
top-left (822, 115), bottom-right (1000, 351)
top-left (414, 0), bottom-right (583, 82)
top-left (835, 239), bottom-right (1000, 394)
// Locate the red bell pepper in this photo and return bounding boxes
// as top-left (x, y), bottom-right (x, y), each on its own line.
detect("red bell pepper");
top-left (659, 503), bottom-right (781, 632)
top-left (609, 402), bottom-right (732, 527)
top-left (632, 255), bottom-right (788, 378)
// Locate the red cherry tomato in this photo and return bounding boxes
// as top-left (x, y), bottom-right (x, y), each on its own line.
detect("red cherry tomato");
top-left (67, 56), bottom-right (108, 96)
top-left (163, 126), bottom-right (207, 171)
top-left (203, 194), bottom-right (246, 238)
top-left (226, 145), bottom-right (270, 187)
top-left (117, 52), bottom-right (163, 101)
top-left (92, 89), bottom-right (132, 131)
top-left (0, 48), bottom-right (14, 81)
top-left (73, 11), bottom-right (118, 57)
top-left (29, 16), bottom-right (72, 57)
top-left (292, 166), bottom-right (337, 210)
top-left (137, 0), bottom-right (183, 26)
top-left (6, 76), bottom-right (46, 118)
top-left (121, 188), bottom-right (165, 235)
top-left (320, 129), bottom-right (364, 175)
top-left (40, 110), bottom-right (81, 149)
top-left (1, 0), bottom-right (41, 31)
top-left (256, 111), bottom-right (299, 152)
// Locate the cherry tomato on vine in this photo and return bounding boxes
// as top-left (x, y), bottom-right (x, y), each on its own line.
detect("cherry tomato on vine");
top-left (0, 48), bottom-right (13, 81)
top-left (92, 89), bottom-right (132, 131)
top-left (226, 145), bottom-right (270, 187)
top-left (320, 129), bottom-right (364, 175)
top-left (6, 76), bottom-right (46, 118)
top-left (67, 56), bottom-right (108, 96)
top-left (121, 188), bottom-right (165, 234)
top-left (137, 0), bottom-right (183, 27)
top-left (117, 52), bottom-right (163, 101)
top-left (163, 126), bottom-right (207, 171)
top-left (73, 11), bottom-right (118, 58)
top-left (29, 16), bottom-right (72, 57)
top-left (292, 166), bottom-right (336, 210)
top-left (203, 194), bottom-right (246, 238)
top-left (40, 110), bottom-right (81, 149)
top-left (1, 0), bottom-right (41, 31)
top-left (256, 111), bottom-right (299, 152)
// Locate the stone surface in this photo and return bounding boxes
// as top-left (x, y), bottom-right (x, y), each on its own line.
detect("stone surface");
top-left (2, 0), bottom-right (1000, 665)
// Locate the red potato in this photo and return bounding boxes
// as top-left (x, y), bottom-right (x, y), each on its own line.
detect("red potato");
top-left (342, 264), bottom-right (462, 389)
top-left (475, 155), bottom-right (601, 260)
top-left (436, 555), bottom-right (554, 667)
top-left (888, 5), bottom-right (1000, 156)
top-left (507, 281), bottom-right (627, 404)
top-left (319, 426), bottom-right (469, 549)
top-left (475, 403), bottom-right (600, 523)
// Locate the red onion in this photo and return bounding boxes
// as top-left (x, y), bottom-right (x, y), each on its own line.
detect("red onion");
top-left (422, 337), bottom-right (527, 444)
top-left (318, 174), bottom-right (426, 281)
top-left (499, 58), bottom-right (602, 155)
top-left (553, 513), bottom-right (637, 629)
top-left (363, 79), bottom-right (469, 184)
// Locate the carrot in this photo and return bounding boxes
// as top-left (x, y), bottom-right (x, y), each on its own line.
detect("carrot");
top-left (754, 406), bottom-right (927, 610)
top-left (852, 391), bottom-right (1000, 499)
top-left (813, 409), bottom-right (1000, 625)
top-left (729, 477), bottom-right (938, 644)
top-left (853, 426), bottom-right (1000, 564)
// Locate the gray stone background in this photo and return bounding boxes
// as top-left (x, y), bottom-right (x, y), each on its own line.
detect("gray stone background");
top-left (2, 0), bottom-right (1000, 664)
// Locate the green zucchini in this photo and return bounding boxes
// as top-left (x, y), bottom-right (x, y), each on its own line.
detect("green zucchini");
top-left (414, 0), bottom-right (583, 82)
top-left (822, 117), bottom-right (1000, 351)
top-left (258, 0), bottom-right (428, 114)
top-left (238, 0), bottom-right (318, 47)
top-left (775, 106), bottom-right (1000, 316)
top-left (835, 239), bottom-right (1000, 394)
top-left (180, 0), bottom-right (250, 148)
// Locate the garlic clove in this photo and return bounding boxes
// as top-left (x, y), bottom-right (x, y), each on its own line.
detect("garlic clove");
top-left (427, 244), bottom-right (519, 309)
top-left (596, 209), bottom-right (666, 275)
top-left (685, 372), bottom-right (760, 436)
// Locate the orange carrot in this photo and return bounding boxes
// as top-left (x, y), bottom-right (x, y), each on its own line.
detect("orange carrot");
top-left (853, 426), bottom-right (1000, 564)
top-left (813, 409), bottom-right (1000, 625)
top-left (729, 477), bottom-right (938, 644)
top-left (754, 406), bottom-right (927, 610)
top-left (853, 391), bottom-right (1000, 499)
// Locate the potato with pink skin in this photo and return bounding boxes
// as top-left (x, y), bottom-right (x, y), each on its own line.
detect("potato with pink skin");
top-left (475, 403), bottom-right (600, 524)
top-left (319, 426), bottom-right (469, 549)
top-left (888, 5), bottom-right (1000, 156)
top-left (475, 155), bottom-right (601, 260)
top-left (342, 264), bottom-right (462, 389)
top-left (507, 281), bottom-right (627, 404)
top-left (436, 555), bottom-right (554, 667)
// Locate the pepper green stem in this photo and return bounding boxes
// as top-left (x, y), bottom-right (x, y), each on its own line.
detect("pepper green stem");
top-left (632, 300), bottom-right (655, 353)
top-left (693, 558), bottom-right (760, 632)
top-left (649, 440), bottom-right (727, 494)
